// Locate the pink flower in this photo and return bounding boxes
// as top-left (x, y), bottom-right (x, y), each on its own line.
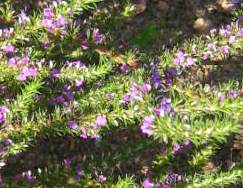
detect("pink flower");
top-left (17, 74), bottom-right (27, 81)
top-left (56, 15), bottom-right (66, 27)
top-left (18, 11), bottom-right (30, 25)
top-left (228, 90), bottom-right (238, 99)
top-left (220, 45), bottom-right (229, 55)
top-left (42, 19), bottom-right (56, 32)
top-left (43, 8), bottom-right (54, 19)
top-left (98, 175), bottom-right (106, 183)
top-left (17, 67), bottom-right (37, 81)
top-left (8, 58), bottom-right (17, 68)
top-left (95, 115), bottom-right (107, 128)
top-left (173, 51), bottom-right (185, 65)
top-left (67, 8), bottom-right (73, 17)
top-left (202, 52), bottom-right (209, 60)
top-left (63, 158), bottom-right (71, 167)
top-left (208, 43), bottom-right (217, 51)
top-left (184, 57), bottom-right (195, 67)
top-left (143, 179), bottom-right (153, 188)
top-left (2, 28), bottom-right (11, 38)
top-left (141, 116), bottom-right (154, 136)
top-left (2, 44), bottom-right (15, 53)
top-left (75, 79), bottom-right (84, 88)
top-left (22, 67), bottom-right (37, 77)
top-left (141, 83), bottom-right (151, 93)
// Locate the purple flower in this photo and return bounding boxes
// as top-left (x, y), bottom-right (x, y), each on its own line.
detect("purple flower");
top-left (184, 139), bottom-right (191, 147)
top-left (98, 175), bottom-right (106, 183)
top-left (165, 67), bottom-right (177, 78)
top-left (63, 158), bottom-right (72, 167)
top-left (68, 120), bottom-right (78, 130)
top-left (43, 39), bottom-right (50, 49)
top-left (65, 91), bottom-right (73, 101)
top-left (141, 116), bottom-right (154, 136)
top-left (51, 68), bottom-right (60, 78)
top-left (93, 28), bottom-right (105, 42)
top-left (2, 44), bottom-right (15, 53)
top-left (143, 178), bottom-right (153, 188)
top-left (160, 146), bottom-right (167, 154)
top-left (95, 115), bottom-right (107, 128)
top-left (165, 78), bottom-right (172, 86)
top-left (122, 94), bottom-right (131, 103)
top-left (76, 165), bottom-right (83, 176)
top-left (228, 90), bottom-right (238, 99)
top-left (172, 144), bottom-right (181, 154)
top-left (67, 60), bottom-right (84, 69)
top-left (166, 172), bottom-right (183, 183)
top-left (27, 175), bottom-right (35, 185)
top-left (0, 106), bottom-right (9, 124)
top-left (240, 28), bottom-right (243, 36)
top-left (2, 138), bottom-right (12, 147)
top-left (80, 133), bottom-right (89, 140)
top-left (130, 83), bottom-right (142, 101)
top-left (81, 41), bottom-right (89, 50)
top-left (42, 19), bottom-right (56, 32)
top-left (44, 8), bottom-right (54, 19)
top-left (151, 65), bottom-right (162, 89)
top-left (42, 18), bottom-right (53, 27)
top-left (107, 93), bottom-right (115, 100)
top-left (220, 28), bottom-right (230, 37)
top-left (56, 95), bottom-right (65, 104)
top-left (121, 83), bottom-right (142, 103)
top-left (141, 83), bottom-right (151, 93)
top-left (120, 64), bottom-right (129, 74)
top-left (155, 98), bottom-right (172, 117)
top-left (0, 147), bottom-right (4, 154)
top-left (220, 45), bottom-right (229, 55)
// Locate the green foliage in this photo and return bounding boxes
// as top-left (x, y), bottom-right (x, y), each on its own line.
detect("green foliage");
top-left (0, 0), bottom-right (242, 187)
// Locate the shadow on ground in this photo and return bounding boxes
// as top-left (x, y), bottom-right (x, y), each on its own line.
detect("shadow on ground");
top-left (93, 0), bottom-right (233, 54)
